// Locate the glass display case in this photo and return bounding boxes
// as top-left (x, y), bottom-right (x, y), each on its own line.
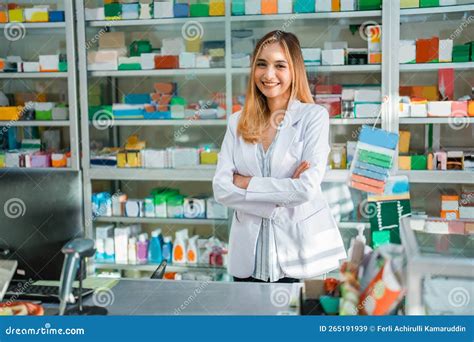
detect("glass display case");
top-left (400, 217), bottom-right (473, 315)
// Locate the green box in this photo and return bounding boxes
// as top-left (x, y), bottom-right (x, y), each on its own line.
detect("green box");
top-left (35, 109), bottom-right (52, 120)
top-left (358, 0), bottom-right (382, 10)
top-left (118, 63), bottom-right (141, 71)
top-left (411, 155), bottom-right (427, 170)
top-left (59, 61), bottom-right (67, 72)
top-left (105, 3), bottom-right (122, 19)
top-left (88, 106), bottom-right (112, 120)
top-left (231, 0), bottom-right (245, 15)
top-left (452, 45), bottom-right (470, 63)
top-left (190, 3), bottom-right (209, 17)
top-left (420, 0), bottom-right (439, 7)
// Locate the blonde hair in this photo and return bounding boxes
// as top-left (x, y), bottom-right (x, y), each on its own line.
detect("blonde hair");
top-left (237, 30), bottom-right (314, 144)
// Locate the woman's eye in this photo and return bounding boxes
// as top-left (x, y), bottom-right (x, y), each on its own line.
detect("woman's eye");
top-left (276, 65), bottom-right (286, 69)
top-left (256, 63), bottom-right (266, 67)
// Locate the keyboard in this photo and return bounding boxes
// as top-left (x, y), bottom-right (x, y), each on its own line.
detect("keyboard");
top-left (4, 282), bottom-right (94, 303)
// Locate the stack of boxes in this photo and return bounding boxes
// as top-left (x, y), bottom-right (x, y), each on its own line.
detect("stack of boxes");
top-left (0, 4), bottom-right (65, 23)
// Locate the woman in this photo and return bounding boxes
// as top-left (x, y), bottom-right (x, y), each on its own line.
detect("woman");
top-left (213, 31), bottom-right (346, 283)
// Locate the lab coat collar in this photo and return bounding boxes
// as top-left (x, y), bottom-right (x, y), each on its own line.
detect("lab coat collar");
top-left (240, 99), bottom-right (304, 178)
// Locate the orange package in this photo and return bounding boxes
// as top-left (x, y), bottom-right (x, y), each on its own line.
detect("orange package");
top-left (261, 0), bottom-right (278, 14)
top-left (154, 55), bottom-right (179, 69)
top-left (0, 11), bottom-right (8, 23)
top-left (468, 101), bottom-right (474, 117)
top-left (416, 37), bottom-right (439, 63)
top-left (332, 0), bottom-right (341, 11)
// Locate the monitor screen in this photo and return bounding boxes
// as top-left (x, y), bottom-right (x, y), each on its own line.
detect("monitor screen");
top-left (0, 169), bottom-right (84, 281)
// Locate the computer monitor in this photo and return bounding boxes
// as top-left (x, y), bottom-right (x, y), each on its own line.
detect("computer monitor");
top-left (0, 169), bottom-right (84, 281)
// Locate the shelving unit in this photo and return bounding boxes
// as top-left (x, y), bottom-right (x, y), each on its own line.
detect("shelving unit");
top-left (75, 0), bottom-right (474, 279)
top-left (0, 1), bottom-right (80, 170)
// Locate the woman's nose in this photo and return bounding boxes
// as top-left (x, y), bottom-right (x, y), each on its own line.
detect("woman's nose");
top-left (264, 66), bottom-right (276, 79)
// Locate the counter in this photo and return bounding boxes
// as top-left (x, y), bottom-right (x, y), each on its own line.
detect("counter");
top-left (45, 279), bottom-right (301, 315)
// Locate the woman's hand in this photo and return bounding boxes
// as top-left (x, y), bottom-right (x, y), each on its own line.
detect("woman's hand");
top-left (233, 173), bottom-right (252, 189)
top-left (292, 161), bottom-right (310, 179)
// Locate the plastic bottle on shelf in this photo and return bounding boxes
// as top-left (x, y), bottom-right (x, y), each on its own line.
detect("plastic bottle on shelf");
top-left (172, 229), bottom-right (188, 264)
top-left (162, 236), bottom-right (173, 264)
top-left (148, 230), bottom-right (163, 263)
top-left (128, 237), bottom-right (137, 264)
top-left (186, 235), bottom-right (199, 264)
top-left (136, 233), bottom-right (149, 262)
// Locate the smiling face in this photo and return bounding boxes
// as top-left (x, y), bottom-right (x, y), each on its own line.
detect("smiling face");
top-left (253, 42), bottom-right (293, 100)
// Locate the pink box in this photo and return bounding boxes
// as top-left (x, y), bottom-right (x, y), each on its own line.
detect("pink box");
top-left (31, 153), bottom-right (51, 168)
top-left (448, 221), bottom-right (465, 235)
top-left (433, 152), bottom-right (447, 170)
top-left (451, 101), bottom-right (468, 117)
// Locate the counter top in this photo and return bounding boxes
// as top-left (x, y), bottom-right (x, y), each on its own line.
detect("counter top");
top-left (47, 279), bottom-right (302, 316)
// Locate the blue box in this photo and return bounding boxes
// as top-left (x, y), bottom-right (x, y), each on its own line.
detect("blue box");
top-left (232, 0), bottom-right (245, 15)
top-left (359, 125), bottom-right (399, 150)
top-left (144, 112), bottom-right (171, 119)
top-left (124, 94), bottom-right (151, 105)
top-left (174, 4), bottom-right (189, 17)
top-left (49, 11), bottom-right (65, 22)
top-left (294, 0), bottom-right (315, 13)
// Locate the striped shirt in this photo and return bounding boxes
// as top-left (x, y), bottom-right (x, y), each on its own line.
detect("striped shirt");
top-left (252, 130), bottom-right (285, 282)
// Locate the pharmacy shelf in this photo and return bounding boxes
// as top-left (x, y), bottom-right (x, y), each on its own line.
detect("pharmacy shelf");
top-left (399, 117), bottom-right (474, 125)
top-left (232, 65), bottom-right (381, 75)
top-left (230, 10), bottom-right (381, 22)
top-left (0, 22), bottom-right (66, 29)
top-left (330, 118), bottom-right (380, 125)
top-left (87, 16), bottom-right (225, 27)
top-left (93, 262), bottom-right (227, 273)
top-left (88, 68), bottom-right (226, 78)
top-left (0, 167), bottom-right (73, 172)
top-left (400, 62), bottom-right (474, 72)
top-left (400, 4), bottom-right (474, 16)
top-left (399, 171), bottom-right (474, 184)
top-left (88, 167), bottom-right (217, 181)
top-left (89, 119), bottom-right (227, 127)
top-left (0, 120), bottom-right (70, 127)
top-left (95, 216), bottom-right (228, 226)
top-left (0, 72), bottom-right (68, 79)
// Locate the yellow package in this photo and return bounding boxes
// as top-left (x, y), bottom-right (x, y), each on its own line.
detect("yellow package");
top-left (398, 156), bottom-right (411, 170)
top-left (209, 0), bottom-right (225, 16)
top-left (29, 12), bottom-right (49, 22)
top-left (8, 9), bottom-right (24, 22)
top-left (200, 151), bottom-right (218, 165)
top-left (398, 131), bottom-right (411, 154)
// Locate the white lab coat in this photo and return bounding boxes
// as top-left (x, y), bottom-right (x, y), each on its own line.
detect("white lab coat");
top-left (213, 99), bottom-right (347, 279)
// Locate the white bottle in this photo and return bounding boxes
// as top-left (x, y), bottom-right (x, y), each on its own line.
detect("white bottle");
top-left (128, 237), bottom-right (137, 264)
top-left (172, 230), bottom-right (188, 264)
top-left (186, 235), bottom-right (199, 264)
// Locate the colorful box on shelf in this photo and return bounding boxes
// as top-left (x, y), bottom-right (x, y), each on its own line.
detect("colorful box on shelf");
top-left (358, 0), bottom-right (382, 10)
top-left (231, 0), bottom-right (245, 15)
top-left (0, 6), bottom-right (7, 23)
top-left (416, 37), bottom-right (439, 63)
top-left (0, 106), bottom-right (22, 121)
top-left (209, 0), bottom-right (225, 15)
top-left (301, 48), bottom-right (321, 66)
top-left (420, 0), bottom-right (439, 7)
top-left (51, 153), bottom-right (68, 168)
top-left (34, 102), bottom-right (54, 120)
top-left (118, 57), bottom-right (142, 70)
top-left (400, 0), bottom-right (419, 8)
top-left (8, 8), bottom-right (24, 22)
top-left (200, 150), bottom-right (218, 165)
top-left (261, 0), bottom-right (277, 14)
top-left (124, 93), bottom-right (152, 105)
top-left (294, 0), bottom-right (315, 13)
top-left (154, 0), bottom-right (173, 18)
top-left (49, 10), bottom-right (65, 22)
top-left (452, 45), bottom-right (470, 63)
top-left (113, 104), bottom-right (145, 119)
top-left (24, 6), bottom-right (49, 22)
top-left (129, 40), bottom-right (153, 57)
top-left (173, 1), bottom-right (189, 17)
top-left (39, 55), bottom-right (59, 72)
top-left (468, 101), bottom-right (474, 117)
top-left (31, 152), bottom-right (51, 168)
top-left (190, 0), bottom-right (210, 17)
top-left (105, 2), bottom-right (122, 20)
top-left (117, 151), bottom-right (142, 168)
